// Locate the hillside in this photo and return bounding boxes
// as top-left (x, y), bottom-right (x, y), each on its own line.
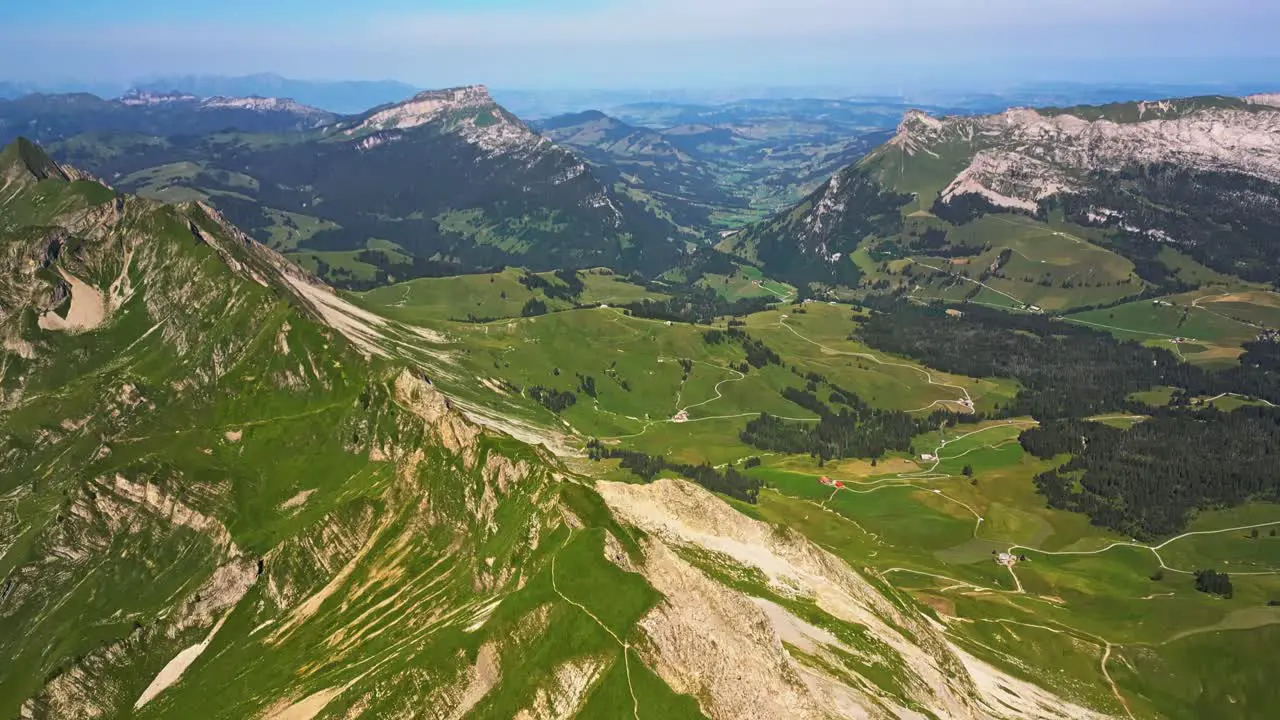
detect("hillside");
top-left (2, 139), bottom-right (1132, 720)
top-left (730, 95), bottom-right (1280, 297)
top-left (535, 111), bottom-right (738, 232)
top-left (45, 86), bottom-right (682, 287)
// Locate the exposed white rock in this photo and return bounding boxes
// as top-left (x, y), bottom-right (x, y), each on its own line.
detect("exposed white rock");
top-left (893, 100), bottom-right (1280, 211)
top-left (1246, 94), bottom-right (1280, 109)
top-left (598, 478), bottom-right (1113, 720)
top-left (200, 95), bottom-right (328, 119)
top-left (118, 90), bottom-right (199, 106)
top-left (345, 85), bottom-right (552, 160)
top-left (351, 85), bottom-right (495, 134)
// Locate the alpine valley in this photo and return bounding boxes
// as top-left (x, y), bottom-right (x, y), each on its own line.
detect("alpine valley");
top-left (3, 77), bottom-right (1280, 720)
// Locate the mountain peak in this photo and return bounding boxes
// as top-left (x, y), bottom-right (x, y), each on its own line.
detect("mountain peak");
top-left (350, 85), bottom-right (501, 135)
top-left (0, 137), bottom-right (68, 185)
top-left (408, 84), bottom-right (492, 104)
top-left (888, 109), bottom-right (949, 155)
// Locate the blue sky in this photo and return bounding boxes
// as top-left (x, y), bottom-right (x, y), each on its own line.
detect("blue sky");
top-left (5, 0), bottom-right (1279, 91)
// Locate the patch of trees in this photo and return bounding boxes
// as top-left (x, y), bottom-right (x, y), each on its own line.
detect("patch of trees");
top-left (525, 386), bottom-right (577, 414)
top-left (929, 192), bottom-right (1014, 225)
top-left (856, 300), bottom-right (1183, 418)
top-left (346, 250), bottom-right (482, 291)
top-left (678, 358), bottom-right (694, 381)
top-left (585, 441), bottom-right (764, 503)
top-left (741, 333), bottom-right (781, 368)
top-left (1020, 408), bottom-right (1280, 537)
top-left (620, 286), bottom-right (775, 325)
top-left (701, 327), bottom-right (780, 369)
top-left (1187, 339), bottom-right (1280, 407)
top-left (521, 298), bottom-right (548, 317)
top-left (1194, 569), bottom-right (1234, 599)
top-left (739, 387), bottom-right (920, 461)
top-left (519, 269), bottom-right (585, 301)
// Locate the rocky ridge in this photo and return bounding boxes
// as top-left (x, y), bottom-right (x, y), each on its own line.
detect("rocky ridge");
top-left (345, 84), bottom-right (552, 159)
top-left (887, 99), bottom-right (1280, 211)
top-left (119, 89), bottom-right (332, 123)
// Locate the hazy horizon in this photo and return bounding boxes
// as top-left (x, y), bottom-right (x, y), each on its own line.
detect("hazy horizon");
top-left (5, 0), bottom-right (1279, 92)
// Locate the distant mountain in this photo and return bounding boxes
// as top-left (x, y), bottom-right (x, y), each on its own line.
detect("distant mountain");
top-left (610, 98), bottom-right (953, 133)
top-left (732, 95), bottom-right (1280, 289)
top-left (535, 111), bottom-right (735, 231)
top-left (131, 73), bottom-right (420, 114)
top-left (0, 91), bottom-right (335, 146)
top-left (919, 81), bottom-right (1280, 115)
top-left (536, 106), bottom-right (892, 232)
top-left (50, 86), bottom-right (681, 285)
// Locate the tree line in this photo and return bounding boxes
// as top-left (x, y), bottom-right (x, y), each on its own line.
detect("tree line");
top-left (739, 381), bottom-right (923, 461)
top-left (1020, 407), bottom-right (1280, 537)
top-left (585, 440), bottom-right (763, 503)
top-left (857, 299), bottom-right (1280, 418)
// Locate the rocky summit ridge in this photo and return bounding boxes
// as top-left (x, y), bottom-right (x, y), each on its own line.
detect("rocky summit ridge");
top-left (344, 84), bottom-right (557, 160)
top-left (885, 96), bottom-right (1280, 212)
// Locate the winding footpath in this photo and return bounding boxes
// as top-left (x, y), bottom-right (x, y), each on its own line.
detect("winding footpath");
top-left (552, 530), bottom-right (640, 720)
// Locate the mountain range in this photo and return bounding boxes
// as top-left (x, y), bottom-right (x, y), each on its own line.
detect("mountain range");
top-left (32, 86), bottom-right (682, 286)
top-left (130, 74), bottom-right (422, 114)
top-left (535, 107), bottom-right (893, 232)
top-left (0, 137), bottom-right (1122, 720)
top-left (5, 65), bottom-right (1280, 719)
top-left (732, 94), bottom-right (1280, 291)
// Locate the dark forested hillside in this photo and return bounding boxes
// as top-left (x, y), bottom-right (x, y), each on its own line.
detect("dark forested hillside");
top-left (733, 166), bottom-right (912, 288)
top-left (1047, 164), bottom-right (1280, 286)
top-left (856, 301), bottom-right (1186, 418)
top-left (858, 300), bottom-right (1280, 417)
top-left (45, 93), bottom-right (683, 283)
top-left (1021, 408), bottom-right (1280, 538)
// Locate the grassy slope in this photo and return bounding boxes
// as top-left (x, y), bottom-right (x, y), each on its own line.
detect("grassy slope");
top-left (1068, 288), bottom-right (1280, 367)
top-left (740, 419), bottom-right (1280, 719)
top-left (0, 154), bottom-right (706, 718)
top-left (353, 268), bottom-right (667, 324)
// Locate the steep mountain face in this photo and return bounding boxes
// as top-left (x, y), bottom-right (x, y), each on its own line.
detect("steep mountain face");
top-left (735, 95), bottom-right (1280, 287)
top-left (0, 139), bottom-right (1111, 719)
top-left (726, 162), bottom-right (912, 287)
top-left (891, 98), bottom-right (1280, 213)
top-left (0, 91), bottom-right (335, 146)
top-left (48, 86), bottom-right (681, 286)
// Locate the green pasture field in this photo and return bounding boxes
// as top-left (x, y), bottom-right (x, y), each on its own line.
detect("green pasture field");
top-left (737, 418), bottom-right (1280, 719)
top-left (354, 268), bottom-right (667, 324)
